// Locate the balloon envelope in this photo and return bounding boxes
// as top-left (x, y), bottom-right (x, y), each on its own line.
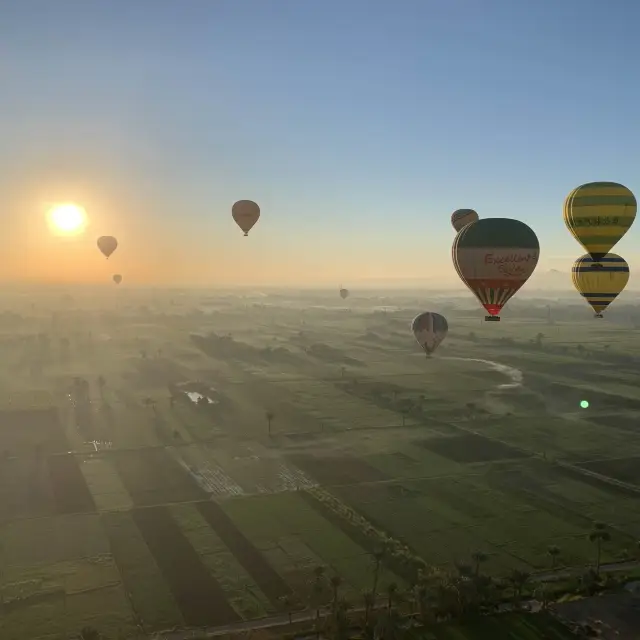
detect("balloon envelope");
top-left (412, 312), bottom-right (448, 356)
top-left (572, 253), bottom-right (629, 317)
top-left (563, 182), bottom-right (636, 262)
top-left (97, 236), bottom-right (118, 258)
top-left (339, 288), bottom-right (349, 299)
top-left (113, 274), bottom-right (122, 285)
top-left (452, 218), bottom-right (539, 319)
top-left (232, 200), bottom-right (260, 236)
top-left (451, 209), bottom-right (479, 232)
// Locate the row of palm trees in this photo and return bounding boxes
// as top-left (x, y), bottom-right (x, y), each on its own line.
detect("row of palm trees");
top-left (73, 522), bottom-right (615, 639)
top-left (292, 523), bottom-right (615, 639)
top-left (301, 487), bottom-right (620, 634)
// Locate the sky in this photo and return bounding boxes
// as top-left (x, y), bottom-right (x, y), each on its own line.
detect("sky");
top-left (0, 0), bottom-right (639, 289)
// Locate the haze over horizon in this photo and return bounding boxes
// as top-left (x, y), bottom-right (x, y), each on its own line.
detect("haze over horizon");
top-left (1, 0), bottom-right (639, 289)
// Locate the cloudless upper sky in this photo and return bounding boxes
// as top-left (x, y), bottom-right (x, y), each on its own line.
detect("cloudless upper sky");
top-left (1, 0), bottom-right (639, 288)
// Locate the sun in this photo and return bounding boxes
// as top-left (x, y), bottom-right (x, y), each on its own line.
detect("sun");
top-left (46, 203), bottom-right (87, 236)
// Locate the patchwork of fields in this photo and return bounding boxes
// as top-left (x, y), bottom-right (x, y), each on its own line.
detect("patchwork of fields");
top-left (3, 306), bottom-right (640, 638)
top-left (4, 423), bottom-right (640, 637)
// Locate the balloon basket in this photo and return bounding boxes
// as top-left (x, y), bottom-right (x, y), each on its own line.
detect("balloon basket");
top-left (594, 313), bottom-right (604, 318)
top-left (243, 232), bottom-right (249, 237)
top-left (485, 316), bottom-right (501, 322)
top-left (590, 263), bottom-right (604, 269)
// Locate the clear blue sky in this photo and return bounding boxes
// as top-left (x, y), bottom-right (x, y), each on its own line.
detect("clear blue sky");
top-left (0, 0), bottom-right (639, 286)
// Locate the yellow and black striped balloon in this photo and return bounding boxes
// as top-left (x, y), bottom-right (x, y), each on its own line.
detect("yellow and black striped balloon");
top-left (571, 253), bottom-right (629, 317)
top-left (564, 182), bottom-right (636, 262)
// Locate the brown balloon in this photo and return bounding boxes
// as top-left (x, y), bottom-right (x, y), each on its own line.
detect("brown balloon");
top-left (97, 236), bottom-right (118, 258)
top-left (232, 200), bottom-right (260, 236)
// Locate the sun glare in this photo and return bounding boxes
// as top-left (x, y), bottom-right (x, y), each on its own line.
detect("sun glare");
top-left (47, 203), bottom-right (87, 236)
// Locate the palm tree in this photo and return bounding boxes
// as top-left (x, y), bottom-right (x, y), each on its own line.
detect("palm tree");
top-left (400, 401), bottom-right (413, 427)
top-left (334, 599), bottom-right (352, 640)
top-left (142, 397), bottom-right (157, 414)
top-left (330, 575), bottom-right (343, 618)
top-left (362, 590), bottom-right (374, 632)
top-left (454, 562), bottom-right (473, 579)
top-left (589, 522), bottom-right (611, 575)
top-left (278, 594), bottom-right (294, 625)
top-left (413, 582), bottom-right (430, 625)
top-left (435, 580), bottom-right (462, 620)
top-left (371, 547), bottom-right (386, 601)
top-left (533, 584), bottom-right (551, 611)
top-left (381, 586), bottom-right (403, 640)
top-left (507, 570), bottom-right (530, 609)
top-left (330, 576), bottom-right (342, 608)
top-left (474, 574), bottom-right (498, 612)
top-left (97, 375), bottom-right (106, 399)
top-left (265, 410), bottom-right (275, 436)
top-left (386, 582), bottom-right (398, 613)
top-left (311, 565), bottom-right (326, 637)
top-left (547, 545), bottom-right (560, 570)
top-left (471, 551), bottom-right (488, 577)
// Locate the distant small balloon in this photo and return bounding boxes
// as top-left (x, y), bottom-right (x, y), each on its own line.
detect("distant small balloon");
top-left (451, 209), bottom-right (479, 232)
top-left (113, 274), bottom-right (122, 285)
top-left (339, 288), bottom-right (349, 300)
top-left (232, 200), bottom-right (260, 236)
top-left (97, 236), bottom-right (118, 259)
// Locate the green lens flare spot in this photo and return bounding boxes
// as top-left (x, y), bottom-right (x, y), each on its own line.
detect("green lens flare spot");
top-left (580, 400), bottom-right (589, 409)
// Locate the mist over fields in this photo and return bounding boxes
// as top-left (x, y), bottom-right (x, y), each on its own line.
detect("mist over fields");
top-left (3, 286), bottom-right (640, 638)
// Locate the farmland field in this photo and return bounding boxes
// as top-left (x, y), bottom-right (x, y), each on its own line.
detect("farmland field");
top-left (427, 612), bottom-right (579, 638)
top-left (2, 288), bottom-right (640, 637)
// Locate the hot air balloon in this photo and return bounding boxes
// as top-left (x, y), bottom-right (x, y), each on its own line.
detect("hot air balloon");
top-left (411, 312), bottom-right (448, 357)
top-left (339, 287), bottom-right (349, 300)
top-left (451, 209), bottom-right (479, 232)
top-left (564, 182), bottom-right (636, 263)
top-left (232, 200), bottom-right (260, 236)
top-left (452, 218), bottom-right (539, 321)
top-left (97, 236), bottom-right (118, 259)
top-left (113, 274), bottom-right (122, 285)
top-left (572, 253), bottom-right (629, 318)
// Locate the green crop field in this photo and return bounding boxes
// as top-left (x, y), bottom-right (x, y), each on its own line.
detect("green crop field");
top-left (424, 611), bottom-right (579, 638)
top-left (2, 289), bottom-right (640, 638)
